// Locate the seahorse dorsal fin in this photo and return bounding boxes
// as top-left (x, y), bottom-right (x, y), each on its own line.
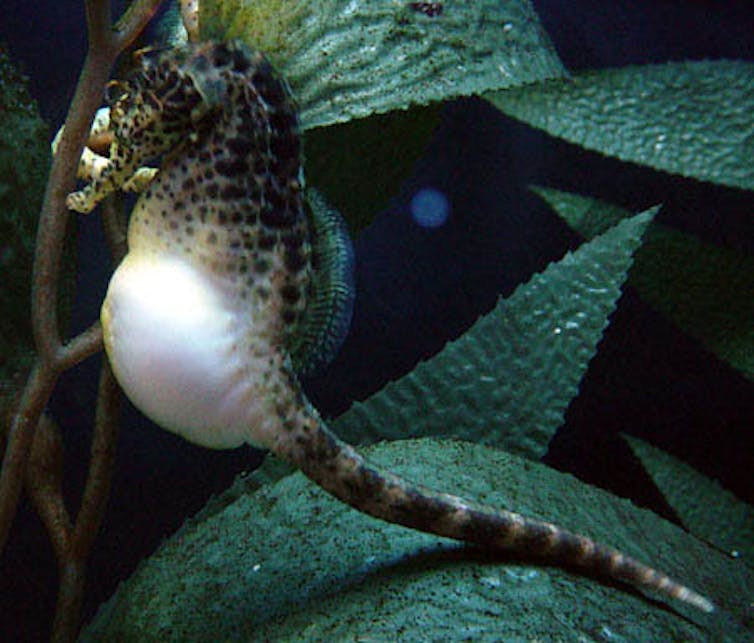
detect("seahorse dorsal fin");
top-left (289, 189), bottom-right (355, 377)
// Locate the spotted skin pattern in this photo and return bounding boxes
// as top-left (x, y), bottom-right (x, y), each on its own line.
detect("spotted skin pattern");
top-left (68, 41), bottom-right (713, 614)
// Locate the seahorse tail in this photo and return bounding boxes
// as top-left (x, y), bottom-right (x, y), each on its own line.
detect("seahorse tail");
top-left (271, 407), bottom-right (714, 614)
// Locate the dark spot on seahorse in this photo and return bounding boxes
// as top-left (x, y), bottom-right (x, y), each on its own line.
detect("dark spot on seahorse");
top-left (207, 231), bottom-right (218, 245)
top-left (216, 157), bottom-right (249, 177)
top-left (183, 177), bottom-right (195, 191)
top-left (206, 183), bottom-right (219, 199)
top-left (281, 230), bottom-right (304, 250)
top-left (284, 246), bottom-right (307, 272)
top-left (221, 184), bottom-right (246, 201)
top-left (280, 283), bottom-right (301, 304)
top-left (258, 233), bottom-right (276, 250)
top-left (253, 157), bottom-right (268, 175)
top-left (251, 59), bottom-right (274, 83)
top-left (232, 48), bottom-right (251, 73)
top-left (212, 43), bottom-right (231, 67)
top-left (253, 74), bottom-right (285, 107)
top-left (174, 200), bottom-right (185, 211)
top-left (192, 53), bottom-right (209, 73)
top-left (260, 205), bottom-right (294, 228)
top-left (227, 137), bottom-right (254, 156)
top-left (282, 309), bottom-right (297, 326)
top-left (254, 258), bottom-right (270, 274)
top-left (269, 110), bottom-right (297, 135)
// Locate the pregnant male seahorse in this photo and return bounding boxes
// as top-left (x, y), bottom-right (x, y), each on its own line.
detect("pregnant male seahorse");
top-left (67, 40), bottom-right (713, 614)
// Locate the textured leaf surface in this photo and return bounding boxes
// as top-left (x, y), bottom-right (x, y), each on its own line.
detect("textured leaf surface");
top-left (491, 61), bottom-right (754, 190)
top-left (333, 209), bottom-right (656, 458)
top-left (625, 435), bottom-right (754, 567)
top-left (534, 186), bottom-right (754, 380)
top-left (305, 104), bottom-right (442, 235)
top-left (81, 439), bottom-right (750, 642)
top-left (200, 0), bottom-right (566, 129)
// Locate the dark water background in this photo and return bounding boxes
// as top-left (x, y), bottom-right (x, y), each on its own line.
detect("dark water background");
top-left (1, 1), bottom-right (753, 640)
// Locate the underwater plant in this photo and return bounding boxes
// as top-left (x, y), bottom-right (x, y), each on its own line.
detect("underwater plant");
top-left (0, 1), bottom-right (752, 641)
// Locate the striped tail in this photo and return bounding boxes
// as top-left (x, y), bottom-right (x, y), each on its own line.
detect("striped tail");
top-left (271, 400), bottom-right (714, 614)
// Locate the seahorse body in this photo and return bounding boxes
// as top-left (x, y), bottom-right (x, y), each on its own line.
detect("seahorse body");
top-left (68, 41), bottom-right (714, 614)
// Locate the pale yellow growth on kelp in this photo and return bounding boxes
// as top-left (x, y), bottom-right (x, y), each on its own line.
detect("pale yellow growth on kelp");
top-left (180, 0), bottom-right (200, 42)
top-left (200, 0), bottom-right (310, 65)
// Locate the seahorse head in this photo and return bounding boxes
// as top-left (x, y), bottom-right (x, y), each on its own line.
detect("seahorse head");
top-left (105, 45), bottom-right (222, 165)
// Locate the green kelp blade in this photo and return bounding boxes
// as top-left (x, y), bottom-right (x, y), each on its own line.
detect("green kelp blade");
top-left (624, 435), bottom-right (754, 568)
top-left (304, 103), bottom-right (443, 236)
top-left (0, 49), bottom-right (72, 419)
top-left (533, 186), bottom-right (754, 381)
top-left (490, 61), bottom-right (754, 191)
top-left (0, 48), bottom-right (49, 372)
top-left (200, 0), bottom-right (566, 130)
top-left (333, 209), bottom-right (657, 459)
top-left (80, 439), bottom-right (748, 641)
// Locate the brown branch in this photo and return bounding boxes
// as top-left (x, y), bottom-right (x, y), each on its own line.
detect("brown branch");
top-left (0, 0), bottom-right (165, 640)
top-left (0, 362), bottom-right (57, 549)
top-left (113, 0), bottom-right (165, 51)
top-left (57, 322), bottom-right (104, 372)
top-left (25, 414), bottom-right (71, 562)
top-left (51, 561), bottom-right (86, 643)
top-left (52, 361), bottom-right (122, 643)
top-left (101, 195), bottom-right (129, 263)
top-left (72, 360), bottom-right (121, 559)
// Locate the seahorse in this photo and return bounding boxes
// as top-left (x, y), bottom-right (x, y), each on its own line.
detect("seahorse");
top-left (67, 40), bottom-right (714, 614)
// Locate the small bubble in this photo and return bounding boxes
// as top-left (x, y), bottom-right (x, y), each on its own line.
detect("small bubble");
top-left (410, 187), bottom-right (450, 228)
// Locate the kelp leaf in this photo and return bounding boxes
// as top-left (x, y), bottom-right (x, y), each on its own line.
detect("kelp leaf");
top-left (490, 61), bottom-right (754, 190)
top-left (304, 103), bottom-right (443, 235)
top-left (332, 209), bottom-right (657, 459)
top-left (0, 49), bottom-right (61, 418)
top-left (200, 0), bottom-right (566, 130)
top-left (80, 439), bottom-right (748, 641)
top-left (624, 435), bottom-right (754, 568)
top-left (534, 186), bottom-right (754, 380)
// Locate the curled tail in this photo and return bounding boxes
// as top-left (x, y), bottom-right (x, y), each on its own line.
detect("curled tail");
top-left (271, 400), bottom-right (714, 614)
